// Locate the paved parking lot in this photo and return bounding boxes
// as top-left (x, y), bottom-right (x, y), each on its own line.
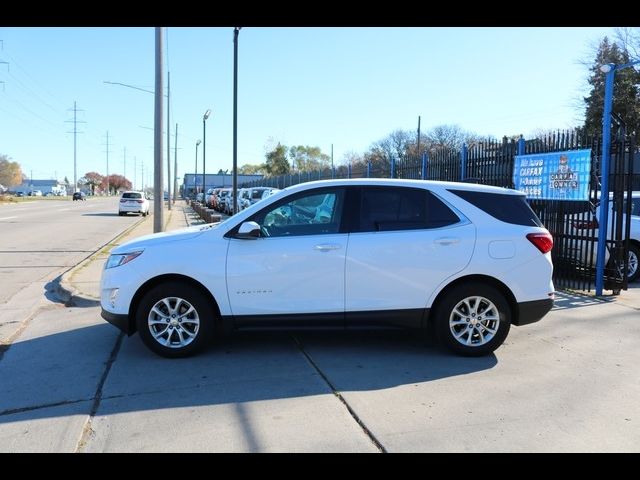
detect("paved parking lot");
top-left (1, 285), bottom-right (639, 452)
top-left (1, 202), bottom-right (639, 452)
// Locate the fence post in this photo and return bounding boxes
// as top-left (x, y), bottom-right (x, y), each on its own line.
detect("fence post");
top-left (518, 135), bottom-right (525, 155)
top-left (421, 152), bottom-right (427, 180)
top-left (461, 144), bottom-right (468, 181)
top-left (367, 160), bottom-right (371, 178)
top-left (391, 157), bottom-right (395, 179)
top-left (348, 163), bottom-right (352, 179)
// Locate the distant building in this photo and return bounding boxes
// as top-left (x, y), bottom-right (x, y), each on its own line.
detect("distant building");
top-left (182, 173), bottom-right (264, 198)
top-left (16, 179), bottom-right (67, 196)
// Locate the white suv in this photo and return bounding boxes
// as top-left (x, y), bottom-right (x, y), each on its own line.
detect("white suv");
top-left (118, 191), bottom-right (150, 216)
top-left (101, 179), bottom-right (554, 358)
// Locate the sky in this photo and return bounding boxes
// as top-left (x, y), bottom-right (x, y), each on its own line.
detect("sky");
top-left (0, 26), bottom-right (616, 190)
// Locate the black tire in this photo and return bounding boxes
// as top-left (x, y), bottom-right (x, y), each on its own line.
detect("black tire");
top-left (136, 282), bottom-right (216, 358)
top-left (628, 243), bottom-right (640, 283)
top-left (434, 282), bottom-right (511, 357)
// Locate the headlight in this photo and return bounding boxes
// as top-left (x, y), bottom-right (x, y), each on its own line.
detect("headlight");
top-left (105, 251), bottom-right (143, 269)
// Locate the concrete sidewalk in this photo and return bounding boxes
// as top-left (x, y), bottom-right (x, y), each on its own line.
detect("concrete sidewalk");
top-left (57, 201), bottom-right (205, 305)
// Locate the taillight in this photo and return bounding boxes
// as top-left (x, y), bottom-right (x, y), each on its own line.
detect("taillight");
top-left (136, 200), bottom-right (143, 203)
top-left (527, 232), bottom-right (553, 254)
top-left (120, 199), bottom-right (126, 203)
top-left (571, 220), bottom-right (598, 230)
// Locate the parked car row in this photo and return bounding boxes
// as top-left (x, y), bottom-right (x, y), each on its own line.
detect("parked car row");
top-left (200, 187), bottom-right (280, 215)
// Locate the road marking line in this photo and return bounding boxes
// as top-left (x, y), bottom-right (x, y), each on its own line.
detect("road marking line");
top-left (57, 208), bottom-right (70, 211)
top-left (0, 216), bottom-right (17, 220)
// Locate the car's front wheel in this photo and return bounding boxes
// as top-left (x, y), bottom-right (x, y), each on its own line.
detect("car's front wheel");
top-left (434, 283), bottom-right (511, 357)
top-left (136, 282), bottom-right (216, 358)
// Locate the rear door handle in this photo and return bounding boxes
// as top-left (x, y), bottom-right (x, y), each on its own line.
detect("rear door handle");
top-left (434, 237), bottom-right (460, 246)
top-left (314, 243), bottom-right (341, 251)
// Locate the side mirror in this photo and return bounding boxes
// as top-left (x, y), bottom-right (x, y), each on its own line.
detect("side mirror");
top-left (235, 221), bottom-right (261, 239)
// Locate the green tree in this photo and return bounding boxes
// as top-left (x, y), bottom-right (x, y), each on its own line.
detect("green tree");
top-left (288, 145), bottom-right (331, 172)
top-left (583, 37), bottom-right (640, 138)
top-left (265, 143), bottom-right (290, 175)
top-left (238, 164), bottom-right (267, 175)
top-left (0, 155), bottom-right (24, 187)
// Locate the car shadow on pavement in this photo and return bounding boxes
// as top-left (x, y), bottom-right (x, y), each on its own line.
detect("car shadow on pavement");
top-left (0, 324), bottom-right (496, 425)
top-left (81, 213), bottom-right (127, 217)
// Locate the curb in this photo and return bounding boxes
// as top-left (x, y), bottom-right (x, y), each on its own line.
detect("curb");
top-left (56, 215), bottom-right (149, 306)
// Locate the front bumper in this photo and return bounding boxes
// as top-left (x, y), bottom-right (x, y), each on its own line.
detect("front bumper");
top-left (101, 308), bottom-right (132, 335)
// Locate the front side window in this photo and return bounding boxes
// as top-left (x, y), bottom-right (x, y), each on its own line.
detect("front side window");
top-left (252, 189), bottom-right (344, 237)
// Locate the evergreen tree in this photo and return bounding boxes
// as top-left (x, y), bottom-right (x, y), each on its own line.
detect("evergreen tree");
top-left (265, 143), bottom-right (290, 175)
top-left (583, 37), bottom-right (640, 138)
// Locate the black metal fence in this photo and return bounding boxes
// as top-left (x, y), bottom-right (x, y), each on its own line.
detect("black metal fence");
top-left (241, 130), bottom-right (638, 293)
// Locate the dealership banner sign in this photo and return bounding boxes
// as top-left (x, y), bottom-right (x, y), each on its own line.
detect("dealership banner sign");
top-left (513, 149), bottom-right (592, 201)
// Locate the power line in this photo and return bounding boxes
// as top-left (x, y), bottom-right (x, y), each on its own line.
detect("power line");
top-left (2, 47), bottom-right (68, 111)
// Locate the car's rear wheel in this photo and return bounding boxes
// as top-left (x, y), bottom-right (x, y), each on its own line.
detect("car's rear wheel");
top-left (434, 283), bottom-right (511, 357)
top-left (628, 243), bottom-right (639, 283)
top-left (136, 282), bottom-right (216, 358)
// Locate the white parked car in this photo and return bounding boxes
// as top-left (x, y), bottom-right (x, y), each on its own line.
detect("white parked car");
top-left (101, 179), bottom-right (554, 358)
top-left (563, 191), bottom-right (639, 283)
top-left (118, 191), bottom-right (150, 216)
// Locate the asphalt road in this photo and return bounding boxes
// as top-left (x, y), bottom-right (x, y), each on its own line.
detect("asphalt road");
top-left (0, 197), bottom-right (140, 304)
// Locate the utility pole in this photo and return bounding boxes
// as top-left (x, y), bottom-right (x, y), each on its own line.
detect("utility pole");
top-left (166, 70), bottom-right (171, 210)
top-left (331, 144), bottom-right (334, 170)
top-left (103, 131), bottom-right (113, 195)
top-left (123, 147), bottom-right (127, 182)
top-left (416, 115), bottom-right (421, 157)
top-left (134, 156), bottom-right (137, 190)
top-left (65, 101), bottom-right (85, 193)
top-left (232, 27), bottom-right (241, 214)
top-left (154, 27), bottom-right (165, 232)
top-left (173, 123), bottom-right (178, 205)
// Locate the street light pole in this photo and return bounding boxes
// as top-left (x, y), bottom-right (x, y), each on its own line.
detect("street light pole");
top-left (153, 27), bottom-right (165, 233)
top-left (173, 123), bottom-right (178, 204)
top-left (194, 139), bottom-right (201, 199)
top-left (167, 70), bottom-right (171, 211)
top-left (202, 109), bottom-right (211, 203)
top-left (232, 27), bottom-right (242, 215)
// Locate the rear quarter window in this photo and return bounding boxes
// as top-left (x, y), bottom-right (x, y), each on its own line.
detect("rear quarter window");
top-left (356, 187), bottom-right (460, 232)
top-left (449, 189), bottom-right (543, 227)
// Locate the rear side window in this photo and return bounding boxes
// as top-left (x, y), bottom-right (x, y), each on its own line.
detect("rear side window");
top-left (356, 187), bottom-right (460, 232)
top-left (449, 189), bottom-right (543, 227)
top-left (122, 192), bottom-right (142, 199)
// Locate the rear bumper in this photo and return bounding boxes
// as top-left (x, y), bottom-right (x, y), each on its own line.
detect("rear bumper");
top-left (514, 298), bottom-right (554, 326)
top-left (101, 308), bottom-right (132, 335)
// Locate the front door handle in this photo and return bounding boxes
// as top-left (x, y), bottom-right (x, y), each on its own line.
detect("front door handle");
top-left (434, 237), bottom-right (460, 246)
top-left (314, 243), bottom-right (341, 252)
